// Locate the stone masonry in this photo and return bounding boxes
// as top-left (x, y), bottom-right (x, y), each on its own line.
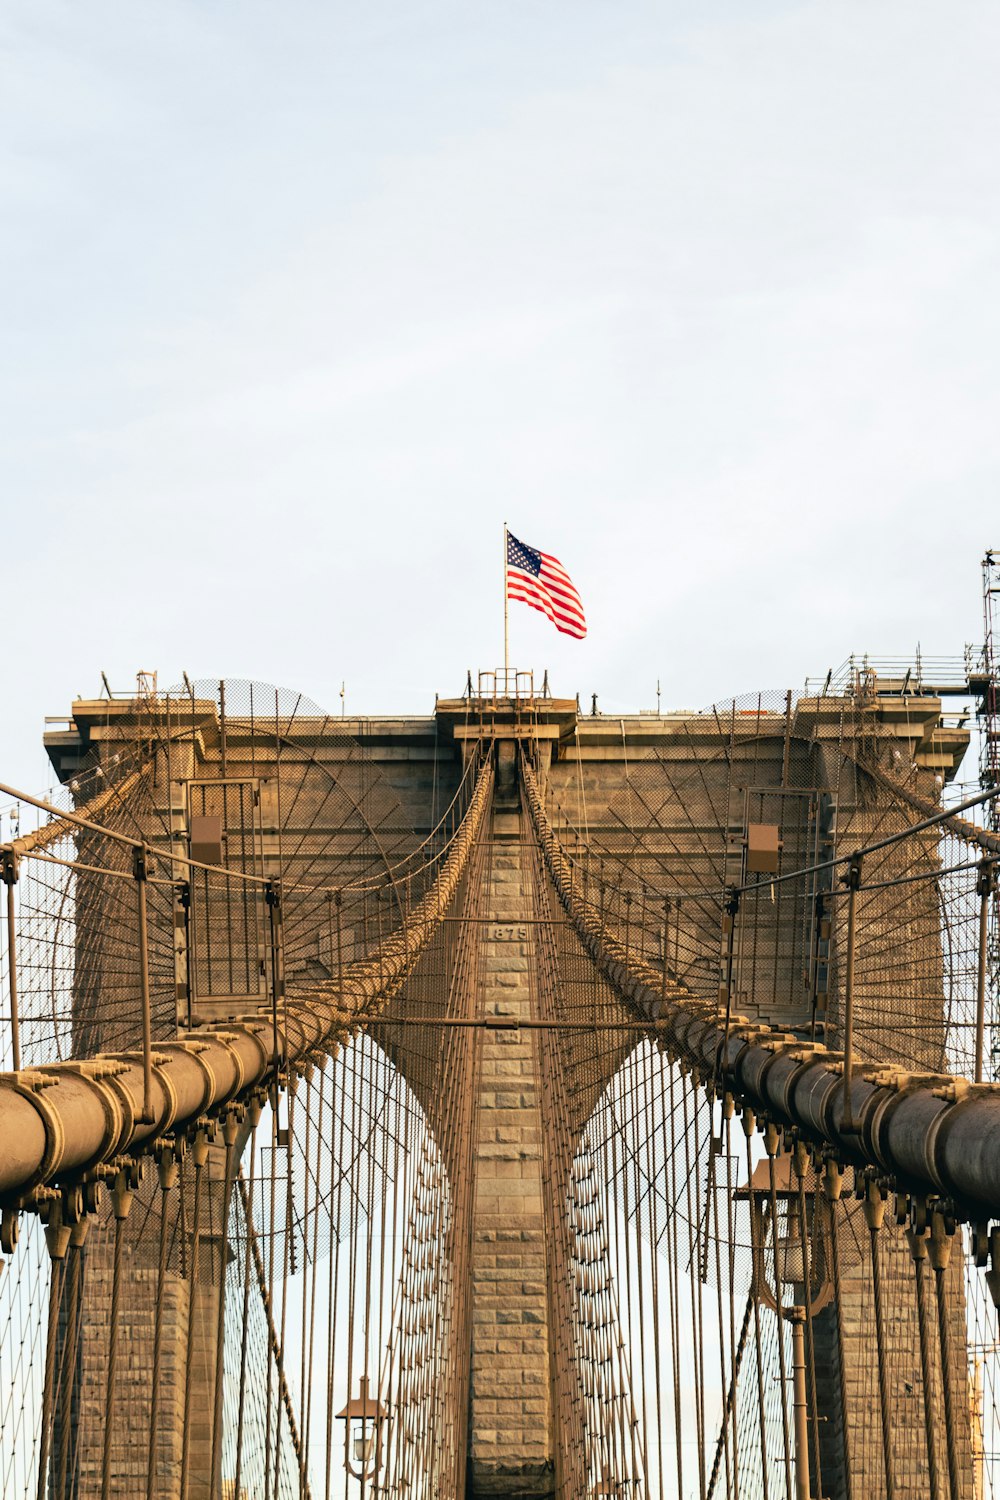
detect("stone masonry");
top-left (68, 1191), bottom-right (225, 1498)
top-left (469, 809), bottom-right (555, 1497)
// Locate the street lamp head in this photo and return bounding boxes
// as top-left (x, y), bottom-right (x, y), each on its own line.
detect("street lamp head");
top-left (736, 1154), bottom-right (833, 1318)
top-left (336, 1375), bottom-right (386, 1480)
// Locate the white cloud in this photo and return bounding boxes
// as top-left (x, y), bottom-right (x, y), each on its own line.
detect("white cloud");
top-left (1, 0), bottom-right (998, 784)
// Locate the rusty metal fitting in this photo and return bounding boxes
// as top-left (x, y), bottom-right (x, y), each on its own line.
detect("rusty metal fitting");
top-left (0, 1207), bottom-right (19, 1255)
top-left (191, 1127), bottom-right (210, 1169)
top-left (863, 1178), bottom-right (886, 1232)
top-left (157, 1144), bottom-right (179, 1193)
top-left (763, 1121), bottom-right (781, 1158)
top-left (44, 1200), bottom-right (71, 1261)
top-left (928, 1209), bottom-right (954, 1271)
top-left (194, 1115), bottom-right (218, 1145)
top-left (906, 1225), bottom-right (928, 1262)
top-left (110, 1169), bottom-right (134, 1221)
top-left (823, 1156), bottom-right (843, 1202)
top-left (62, 1184), bottom-right (85, 1225)
top-left (83, 1178), bottom-right (104, 1215)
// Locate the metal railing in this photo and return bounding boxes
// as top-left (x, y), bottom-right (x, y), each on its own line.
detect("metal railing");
top-left (466, 668), bottom-right (543, 705)
top-left (804, 649), bottom-right (982, 700)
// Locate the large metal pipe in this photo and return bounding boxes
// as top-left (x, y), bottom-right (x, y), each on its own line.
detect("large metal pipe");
top-left (0, 760), bottom-right (493, 1204)
top-left (521, 756), bottom-right (1000, 1224)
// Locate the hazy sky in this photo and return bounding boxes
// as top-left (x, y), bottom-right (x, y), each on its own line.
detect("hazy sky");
top-left (3, 1), bottom-right (999, 791)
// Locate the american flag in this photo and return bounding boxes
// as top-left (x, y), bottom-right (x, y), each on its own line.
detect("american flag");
top-left (506, 532), bottom-right (587, 640)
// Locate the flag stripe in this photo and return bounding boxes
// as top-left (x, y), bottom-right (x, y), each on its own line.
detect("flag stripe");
top-left (508, 590), bottom-right (584, 635)
top-left (538, 573), bottom-right (584, 614)
top-left (506, 530), bottom-right (587, 640)
top-left (538, 552), bottom-right (573, 580)
top-left (507, 591), bottom-right (585, 634)
top-left (508, 588), bottom-right (586, 639)
top-left (536, 581), bottom-right (585, 624)
top-left (508, 568), bottom-right (583, 625)
top-left (508, 570), bottom-right (586, 638)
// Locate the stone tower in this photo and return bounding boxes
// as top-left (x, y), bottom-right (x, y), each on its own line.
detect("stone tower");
top-left (42, 672), bottom-right (973, 1496)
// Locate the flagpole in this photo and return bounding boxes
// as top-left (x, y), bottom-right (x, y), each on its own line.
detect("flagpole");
top-left (503, 521), bottom-right (509, 689)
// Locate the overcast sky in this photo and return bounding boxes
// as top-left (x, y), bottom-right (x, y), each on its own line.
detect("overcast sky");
top-left (2, 1), bottom-right (999, 792)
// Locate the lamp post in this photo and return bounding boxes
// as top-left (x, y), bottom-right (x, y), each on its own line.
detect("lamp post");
top-left (335, 1375), bottom-right (386, 1489)
top-left (738, 1154), bottom-right (833, 1500)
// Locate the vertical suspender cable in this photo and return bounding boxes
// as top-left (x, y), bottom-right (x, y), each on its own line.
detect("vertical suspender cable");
top-left (864, 1184), bottom-right (895, 1499)
top-left (929, 1215), bottom-right (960, 1500)
top-left (823, 1162), bottom-right (853, 1500)
top-left (55, 1222), bottom-right (87, 1500)
top-left (2, 850), bottom-right (21, 1071)
top-left (840, 855), bottom-right (862, 1130)
top-left (147, 1146), bottom-right (178, 1500)
top-left (37, 1209), bottom-right (69, 1500)
top-left (233, 1112), bottom-right (261, 1500)
top-left (133, 844), bottom-right (154, 1123)
top-left (209, 1116), bottom-right (238, 1500)
top-left (181, 1132), bottom-right (207, 1500)
top-left (907, 1229), bottom-right (943, 1499)
top-left (102, 1171), bottom-right (134, 1500)
top-left (975, 858), bottom-right (994, 1082)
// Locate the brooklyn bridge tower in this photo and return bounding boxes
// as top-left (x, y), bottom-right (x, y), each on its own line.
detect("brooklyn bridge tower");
top-left (0, 659), bottom-right (997, 1499)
